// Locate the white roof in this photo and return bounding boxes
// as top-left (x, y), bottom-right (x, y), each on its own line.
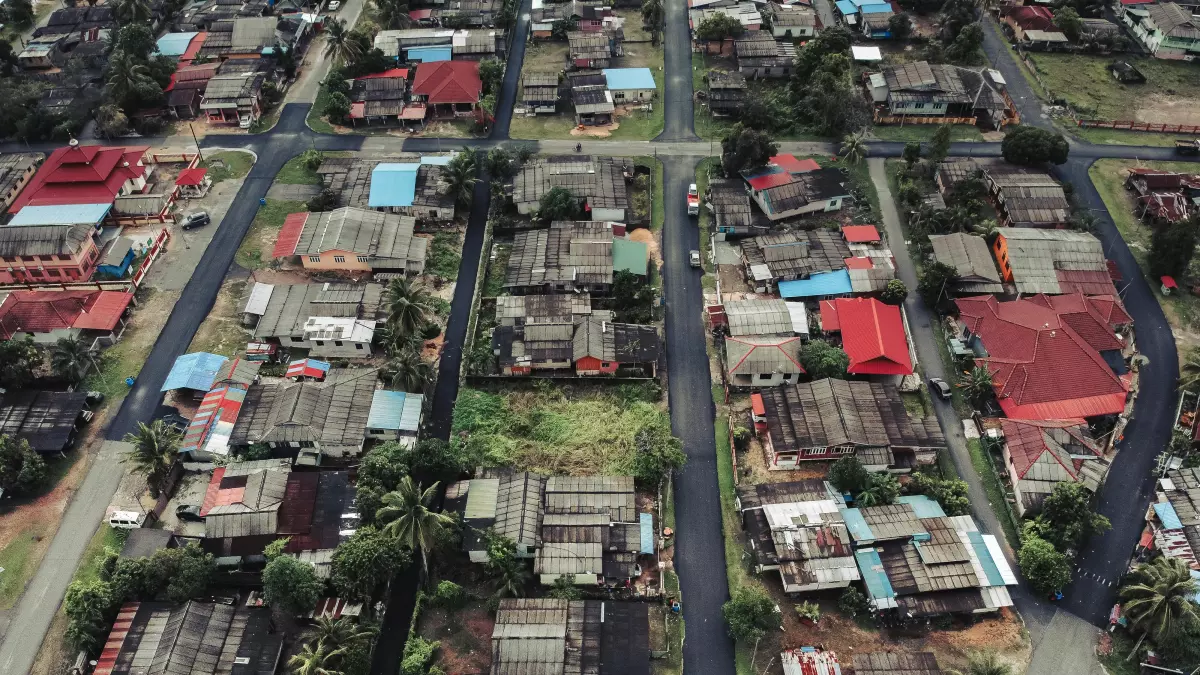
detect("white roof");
top-left (244, 282), bottom-right (274, 316)
top-left (302, 317), bottom-right (376, 342)
top-left (785, 301), bottom-right (808, 336)
top-left (868, 72), bottom-right (886, 88)
top-left (750, 263), bottom-right (772, 282)
top-left (763, 500), bottom-right (843, 529)
top-left (851, 45), bottom-right (882, 61)
top-left (983, 534), bottom-right (1019, 585)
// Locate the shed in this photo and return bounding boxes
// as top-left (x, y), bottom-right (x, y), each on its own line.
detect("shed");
top-left (602, 67), bottom-right (657, 101)
top-left (778, 269), bottom-right (853, 300)
top-left (162, 352), bottom-right (229, 393)
top-left (366, 389), bottom-right (424, 442)
top-left (157, 31), bottom-right (200, 57)
top-left (286, 358), bottom-right (331, 380)
top-left (97, 237), bottom-right (136, 278)
top-left (0, 390), bottom-right (88, 454)
top-left (243, 282), bottom-right (274, 325)
top-left (612, 237), bottom-right (649, 276)
top-left (368, 163), bottom-right (421, 208)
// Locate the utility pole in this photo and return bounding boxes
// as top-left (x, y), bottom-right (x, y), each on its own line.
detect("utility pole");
top-left (189, 123), bottom-right (204, 162)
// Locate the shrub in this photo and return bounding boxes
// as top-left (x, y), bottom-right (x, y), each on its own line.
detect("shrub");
top-left (401, 636), bottom-right (440, 675)
top-left (838, 586), bottom-right (870, 616)
top-left (433, 580), bottom-right (467, 609)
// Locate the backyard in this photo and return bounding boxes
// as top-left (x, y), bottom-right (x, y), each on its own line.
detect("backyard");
top-left (236, 199), bottom-right (308, 270)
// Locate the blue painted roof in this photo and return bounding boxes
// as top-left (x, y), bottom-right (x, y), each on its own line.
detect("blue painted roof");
top-left (369, 163), bottom-right (420, 207)
top-left (835, 0), bottom-right (857, 13)
top-left (841, 507), bottom-right (872, 541)
top-left (406, 46), bottom-right (452, 62)
top-left (156, 31), bottom-right (198, 57)
top-left (602, 67), bottom-right (656, 91)
top-left (1155, 502), bottom-right (1183, 530)
top-left (639, 512), bottom-right (654, 554)
top-left (367, 390), bottom-right (424, 431)
top-left (967, 530), bottom-right (1005, 586)
top-left (859, 3), bottom-right (893, 13)
top-left (421, 155), bottom-right (455, 166)
top-left (854, 549), bottom-right (894, 602)
top-left (9, 203), bottom-right (111, 226)
top-left (778, 270), bottom-right (853, 299)
top-left (161, 352), bottom-right (228, 392)
top-left (897, 495), bottom-right (945, 518)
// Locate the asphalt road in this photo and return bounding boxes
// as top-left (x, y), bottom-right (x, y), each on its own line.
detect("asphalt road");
top-left (660, 0), bottom-right (698, 141)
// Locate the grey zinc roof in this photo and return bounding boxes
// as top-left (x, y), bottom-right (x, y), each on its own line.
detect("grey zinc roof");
top-left (204, 465), bottom-right (290, 538)
top-left (708, 179), bottom-right (754, 230)
top-left (724, 299), bottom-right (793, 336)
top-left (545, 475), bottom-right (636, 521)
top-left (496, 294), bottom-right (593, 324)
top-left (112, 193), bottom-right (173, 216)
top-left (0, 222), bottom-right (92, 258)
top-left (742, 229), bottom-right (850, 280)
top-left (0, 153), bottom-right (42, 202)
top-left (1000, 228), bottom-right (1106, 294)
top-left (294, 206), bottom-right (426, 270)
top-left (491, 598), bottom-right (570, 674)
top-left (201, 72), bottom-right (265, 106)
top-left (511, 156), bottom-right (628, 210)
top-left (253, 283), bottom-right (382, 339)
top-left (229, 369), bottom-right (377, 450)
top-left (853, 652), bottom-right (943, 675)
top-left (725, 336), bottom-right (804, 376)
top-left (929, 233), bottom-right (1003, 290)
top-left (504, 222), bottom-right (614, 289)
top-left (495, 472), bottom-right (547, 546)
top-left (230, 15), bottom-right (276, 50)
top-left (150, 601), bottom-right (237, 675)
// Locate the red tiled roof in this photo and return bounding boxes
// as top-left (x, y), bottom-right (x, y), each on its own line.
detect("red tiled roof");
top-left (956, 295), bottom-right (1129, 419)
top-left (1000, 418), bottom-right (1097, 479)
top-left (200, 467), bottom-right (242, 516)
top-left (769, 154), bottom-right (820, 174)
top-left (411, 60), bottom-right (481, 104)
top-left (1026, 293), bottom-right (1126, 352)
top-left (0, 290), bottom-right (132, 339)
top-left (1001, 5), bottom-right (1056, 30)
top-left (841, 225), bottom-right (881, 243)
top-left (10, 144), bottom-right (150, 213)
top-left (844, 256), bottom-right (874, 269)
top-left (175, 167), bottom-right (208, 186)
top-left (747, 172), bottom-right (795, 191)
top-left (179, 31), bottom-right (207, 62)
top-left (827, 297), bottom-right (913, 375)
top-left (273, 211), bottom-right (309, 258)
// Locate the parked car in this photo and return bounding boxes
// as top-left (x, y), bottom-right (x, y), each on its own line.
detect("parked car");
top-left (1175, 139), bottom-right (1200, 156)
top-left (928, 377), bottom-right (952, 401)
top-left (687, 183), bottom-right (699, 216)
top-left (689, 250), bottom-right (701, 267)
top-left (176, 504), bottom-right (205, 522)
top-left (328, 0), bottom-right (341, 9)
top-left (181, 211), bottom-right (211, 230)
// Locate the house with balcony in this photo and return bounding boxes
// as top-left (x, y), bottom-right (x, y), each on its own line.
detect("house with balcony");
top-left (866, 61), bottom-right (1017, 129)
top-left (1120, 2), bottom-right (1200, 60)
top-left (8, 142), bottom-right (151, 219)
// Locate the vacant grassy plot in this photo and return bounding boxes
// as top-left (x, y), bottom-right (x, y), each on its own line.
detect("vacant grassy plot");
top-left (188, 280), bottom-right (249, 357)
top-left (632, 156), bottom-right (664, 231)
top-left (202, 151), bottom-right (254, 184)
top-left (307, 82), bottom-right (337, 134)
top-left (275, 154), bottom-right (323, 185)
top-left (84, 287), bottom-right (180, 403)
top-left (483, 243), bottom-right (511, 297)
top-left (869, 124), bottom-right (985, 142)
top-left (451, 384), bottom-right (669, 476)
top-left (1073, 127), bottom-right (1182, 148)
top-left (426, 230), bottom-right (463, 280)
top-left (237, 199), bottom-right (307, 270)
top-left (1026, 53), bottom-right (1200, 123)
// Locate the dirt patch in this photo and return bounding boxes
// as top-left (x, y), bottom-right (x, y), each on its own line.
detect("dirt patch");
top-left (187, 280), bottom-right (249, 357)
top-left (571, 123), bottom-right (617, 137)
top-left (421, 602), bottom-right (494, 675)
top-left (629, 228), bottom-right (661, 267)
top-left (252, 269), bottom-right (313, 285)
top-left (1135, 94), bottom-right (1200, 126)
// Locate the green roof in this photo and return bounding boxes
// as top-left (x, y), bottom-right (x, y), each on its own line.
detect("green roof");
top-left (612, 237), bottom-right (648, 276)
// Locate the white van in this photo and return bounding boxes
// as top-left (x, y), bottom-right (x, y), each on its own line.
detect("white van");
top-left (108, 510), bottom-right (145, 529)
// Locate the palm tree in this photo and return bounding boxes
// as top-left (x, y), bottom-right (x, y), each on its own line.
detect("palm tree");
top-left (376, 476), bottom-right (455, 576)
top-left (1121, 556), bottom-right (1200, 656)
top-left (1179, 347), bottom-right (1200, 391)
top-left (287, 639), bottom-right (346, 675)
top-left (322, 18), bottom-right (362, 64)
top-left (961, 365), bottom-right (994, 404)
top-left (308, 616), bottom-right (376, 648)
top-left (375, 322), bottom-right (425, 357)
top-left (641, 0), bottom-right (664, 42)
top-left (444, 150), bottom-right (478, 208)
top-left (105, 51), bottom-right (155, 108)
top-left (50, 336), bottom-right (95, 384)
top-left (122, 420), bottom-right (181, 497)
top-left (385, 348), bottom-right (433, 392)
top-left (113, 0), bottom-right (151, 24)
top-left (966, 651), bottom-right (1011, 675)
top-left (493, 558), bottom-right (531, 599)
top-left (373, 0), bottom-right (412, 29)
top-left (840, 131), bottom-right (868, 165)
top-left (385, 278), bottom-right (434, 339)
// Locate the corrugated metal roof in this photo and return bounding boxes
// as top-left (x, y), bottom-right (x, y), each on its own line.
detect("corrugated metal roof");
top-left (244, 282), bottom-right (274, 316)
top-left (10, 202), bottom-right (111, 226)
top-left (778, 269), bottom-right (853, 299)
top-left (612, 237), bottom-right (647, 276)
top-left (855, 549), bottom-right (897, 608)
top-left (465, 478), bottom-right (500, 519)
top-left (162, 352), bottom-right (228, 392)
top-left (1156, 502), bottom-right (1184, 530)
top-left (406, 45), bottom-right (452, 62)
top-left (366, 389), bottom-right (423, 431)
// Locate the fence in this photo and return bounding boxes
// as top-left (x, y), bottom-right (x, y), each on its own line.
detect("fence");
top-left (150, 152), bottom-right (201, 167)
top-left (130, 228), bottom-right (172, 287)
top-left (1077, 119), bottom-right (1200, 135)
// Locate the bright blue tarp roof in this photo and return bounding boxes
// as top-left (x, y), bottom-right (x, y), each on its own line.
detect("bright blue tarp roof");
top-left (602, 67), bottom-right (656, 91)
top-left (1155, 502), bottom-right (1184, 530)
top-left (157, 31), bottom-right (198, 57)
top-left (639, 513), bottom-right (654, 554)
top-left (369, 163), bottom-right (420, 207)
top-left (778, 270), bottom-right (852, 299)
top-left (162, 352), bottom-right (227, 392)
top-left (406, 46), bottom-right (451, 62)
top-left (860, 3), bottom-right (893, 13)
top-left (10, 203), bottom-right (110, 226)
top-left (835, 1), bottom-right (857, 13)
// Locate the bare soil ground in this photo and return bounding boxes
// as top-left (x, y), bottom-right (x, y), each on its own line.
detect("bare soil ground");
top-left (1135, 94), bottom-right (1200, 126)
top-left (629, 228), bottom-right (662, 267)
top-left (188, 280), bottom-right (250, 357)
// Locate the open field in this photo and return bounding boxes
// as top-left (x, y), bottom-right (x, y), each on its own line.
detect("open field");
top-left (236, 199), bottom-right (307, 270)
top-left (202, 151), bottom-right (254, 184)
top-left (1025, 52), bottom-right (1200, 123)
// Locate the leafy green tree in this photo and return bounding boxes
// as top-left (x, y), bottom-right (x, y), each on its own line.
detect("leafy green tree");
top-left (64, 578), bottom-right (113, 650)
top-left (0, 336), bottom-right (40, 389)
top-left (263, 555), bottom-right (325, 615)
top-left (918, 261), bottom-right (959, 306)
top-left (549, 574), bottom-right (583, 600)
top-left (928, 124), bottom-right (953, 164)
top-left (1150, 216), bottom-right (1199, 281)
top-left (115, 23), bottom-right (157, 60)
top-left (829, 455), bottom-right (870, 495)
top-left (486, 146), bottom-right (518, 180)
top-left (791, 52), bottom-right (870, 136)
top-left (373, 0), bottom-right (413, 29)
top-left (289, 639), bottom-right (347, 675)
top-left (880, 279), bottom-right (908, 305)
top-left (113, 0), bottom-right (151, 24)
top-left (484, 532), bottom-right (531, 599)
top-left (445, 150), bottom-right (479, 208)
top-left (641, 0), bottom-right (664, 43)
top-left (1001, 126), bottom-right (1070, 166)
top-left (433, 580), bottom-right (467, 608)
top-left (1053, 6), bottom-right (1083, 42)
top-left (105, 50), bottom-right (159, 110)
top-left (889, 12), bottom-right (912, 39)
top-left (325, 91), bottom-right (352, 123)
top-left (632, 424), bottom-right (686, 487)
top-left (122, 420), bottom-right (180, 497)
top-left (791, 26), bottom-right (853, 90)
top-left (902, 142), bottom-right (922, 167)
top-left (51, 336), bottom-right (95, 384)
top-left (376, 476), bottom-right (455, 576)
top-left (944, 23), bottom-right (984, 63)
top-left (721, 123), bottom-right (778, 176)
top-left (1121, 556), bottom-right (1200, 653)
top-left (401, 636), bottom-right (440, 675)
top-left (478, 58), bottom-right (505, 96)
top-left (3, 0), bottom-right (34, 26)
top-left (162, 543), bottom-right (216, 602)
top-left (331, 526), bottom-right (411, 600)
top-left (798, 340), bottom-right (849, 379)
top-left (840, 131), bottom-right (867, 165)
top-left (309, 615), bottom-right (377, 649)
top-left (967, 651), bottom-right (1012, 675)
top-left (385, 277), bottom-right (434, 340)
top-left (857, 472), bottom-right (900, 507)
top-left (96, 103), bottom-right (131, 139)
top-left (838, 586), bottom-right (870, 616)
top-left (0, 435), bottom-right (46, 496)
top-left (1180, 347), bottom-right (1200, 391)
top-left (1027, 481), bottom-right (1110, 552)
top-left (1017, 534), bottom-right (1072, 595)
top-left (696, 12), bottom-right (744, 40)
top-left (538, 186), bottom-right (582, 222)
top-left (612, 270), bottom-right (656, 323)
top-left (551, 18), bottom-right (578, 39)
top-left (962, 365), bottom-right (994, 405)
top-left (908, 472), bottom-right (970, 515)
top-left (384, 348), bottom-right (432, 393)
top-left (408, 437), bottom-right (473, 479)
top-left (722, 586), bottom-right (781, 642)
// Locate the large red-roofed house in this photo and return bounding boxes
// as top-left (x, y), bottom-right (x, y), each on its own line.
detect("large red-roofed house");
top-left (411, 60), bottom-right (483, 120)
top-left (999, 418), bottom-right (1107, 516)
top-left (9, 143), bottom-right (151, 214)
top-left (820, 297), bottom-right (913, 376)
top-left (0, 289), bottom-right (133, 344)
top-left (956, 293), bottom-right (1133, 420)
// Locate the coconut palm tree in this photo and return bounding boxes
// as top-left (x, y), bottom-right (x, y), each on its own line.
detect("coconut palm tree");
top-left (322, 18), bottom-right (362, 64)
top-left (1179, 347), bottom-right (1200, 391)
top-left (641, 0), bottom-right (664, 42)
top-left (384, 348), bottom-right (433, 392)
top-left (961, 365), bottom-right (994, 404)
top-left (385, 278), bottom-right (434, 339)
top-left (113, 0), bottom-right (151, 24)
top-left (1120, 556), bottom-right (1200, 656)
top-left (122, 420), bottom-right (181, 497)
top-left (287, 639), bottom-right (346, 675)
top-left (966, 651), bottom-right (1011, 675)
top-left (50, 336), bottom-right (95, 384)
top-left (373, 0), bottom-right (412, 29)
top-left (376, 476), bottom-right (454, 576)
top-left (308, 616), bottom-right (376, 649)
top-left (444, 150), bottom-right (478, 208)
top-left (840, 131), bottom-right (868, 165)
top-left (105, 51), bottom-right (156, 108)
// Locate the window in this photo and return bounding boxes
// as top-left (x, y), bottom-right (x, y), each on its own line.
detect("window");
top-left (357, 256), bottom-right (369, 262)
top-left (309, 256), bottom-right (321, 263)
top-left (758, 373), bottom-right (772, 380)
top-left (913, 102), bottom-right (925, 109)
top-left (46, 269), bottom-right (59, 277)
top-left (614, 91), bottom-right (625, 99)
top-left (29, 268), bottom-right (41, 276)
top-left (601, 362), bottom-right (611, 368)
top-left (291, 336), bottom-right (304, 343)
top-left (333, 255), bottom-right (346, 263)
top-left (315, 340), bottom-right (325, 346)
top-left (334, 340), bottom-right (343, 347)
top-left (355, 343), bottom-right (364, 350)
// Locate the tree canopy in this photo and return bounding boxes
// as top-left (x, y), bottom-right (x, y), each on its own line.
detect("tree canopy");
top-left (829, 456), bottom-right (870, 495)
top-left (696, 12), bottom-right (744, 40)
top-left (0, 435), bottom-right (46, 496)
top-left (722, 586), bottom-right (781, 642)
top-left (798, 340), bottom-right (849, 379)
top-left (1150, 216), bottom-right (1199, 281)
top-left (263, 554), bottom-right (325, 614)
top-left (0, 336), bottom-right (41, 389)
top-left (1001, 126), bottom-right (1070, 166)
top-left (538, 186), bottom-right (583, 222)
top-left (1025, 481), bottom-right (1110, 553)
top-left (1017, 535), bottom-right (1072, 595)
top-left (721, 124), bottom-right (778, 176)
top-left (918, 261), bottom-right (959, 307)
top-left (331, 526), bottom-right (411, 601)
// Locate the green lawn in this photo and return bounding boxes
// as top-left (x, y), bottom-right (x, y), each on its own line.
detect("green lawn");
top-left (1025, 52), bottom-right (1200, 121)
top-left (275, 154), bottom-right (323, 185)
top-left (0, 531), bottom-right (39, 610)
top-left (967, 439), bottom-right (1022, 549)
top-left (426, 230), bottom-right (463, 280)
top-left (1073, 127), bottom-right (1183, 148)
top-left (869, 124), bottom-right (985, 142)
top-left (75, 526), bottom-right (127, 585)
top-left (236, 200), bottom-right (308, 270)
top-left (202, 151), bottom-right (254, 184)
top-left (83, 287), bottom-right (165, 403)
top-left (307, 82), bottom-right (337, 134)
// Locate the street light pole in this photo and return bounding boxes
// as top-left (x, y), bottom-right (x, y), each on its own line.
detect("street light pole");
top-left (189, 123), bottom-right (204, 162)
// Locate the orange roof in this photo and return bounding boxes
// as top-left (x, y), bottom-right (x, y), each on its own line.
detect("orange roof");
top-left (830, 297), bottom-right (913, 375)
top-left (843, 256), bottom-right (874, 270)
top-left (0, 289), bottom-right (133, 339)
top-left (273, 211), bottom-right (309, 258)
top-left (841, 225), bottom-right (881, 243)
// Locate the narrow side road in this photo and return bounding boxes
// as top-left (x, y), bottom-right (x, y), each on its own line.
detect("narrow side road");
top-left (659, 0), bottom-right (698, 140)
top-left (489, 0), bottom-right (534, 139)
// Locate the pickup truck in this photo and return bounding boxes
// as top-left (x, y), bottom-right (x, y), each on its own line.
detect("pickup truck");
top-left (1176, 139), bottom-right (1200, 156)
top-left (687, 183), bottom-right (700, 216)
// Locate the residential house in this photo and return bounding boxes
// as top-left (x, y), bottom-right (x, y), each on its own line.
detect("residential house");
top-left (179, 378), bottom-right (256, 460)
top-left (0, 222), bottom-right (101, 284)
top-left (741, 230), bottom-right (852, 292)
top-left (272, 207), bottom-right (428, 275)
top-left (691, 2), bottom-right (763, 33)
top-left (156, 31), bottom-right (202, 59)
top-left (570, 316), bottom-right (661, 375)
top-left (450, 469), bottom-right (545, 561)
top-left (410, 60), bottom-right (482, 119)
top-left (365, 389), bottom-right (424, 445)
top-left (1000, 418), bottom-right (1108, 517)
top-left (348, 69), bottom-right (409, 125)
top-left (92, 601), bottom-right (282, 675)
top-left (228, 16), bottom-right (278, 58)
top-left (511, 156), bottom-right (630, 221)
top-left (859, 4), bottom-right (895, 38)
top-left (0, 153), bottom-right (44, 210)
top-left (572, 84), bottom-right (616, 125)
top-left (495, 293), bottom-right (599, 327)
top-left (999, 5), bottom-right (1068, 47)
top-left (847, 498), bottom-right (1018, 616)
top-left (718, 298), bottom-right (808, 339)
top-left (1120, 2), bottom-right (1200, 60)
top-left (744, 167), bottom-right (851, 221)
top-left (493, 311), bottom-right (658, 376)
top-left (928, 233), bottom-right (1005, 294)
top-left (990, 228), bottom-right (1112, 295)
top-left (980, 165), bottom-right (1069, 228)
top-left (229, 368), bottom-right (379, 460)
top-left (568, 31), bottom-right (621, 69)
top-left (490, 599), bottom-right (650, 674)
top-left (725, 335), bottom-right (805, 387)
top-left (853, 652), bottom-right (944, 675)
top-left (1148, 468), bottom-right (1200, 571)
top-left (166, 62), bottom-right (220, 118)
top-left (603, 67), bottom-right (657, 102)
top-left (161, 351), bottom-right (256, 396)
top-left (9, 142), bottom-right (150, 215)
top-left (866, 61), bottom-right (1017, 129)
top-left (0, 289), bottom-right (133, 345)
top-left (770, 3), bottom-right (819, 38)
top-left (429, 0), bottom-right (509, 29)
top-left (534, 476), bottom-right (649, 585)
top-left (956, 294), bottom-right (1133, 419)
top-left (503, 222), bottom-right (625, 294)
top-left (372, 28), bottom-right (507, 61)
top-left (737, 480), bottom-right (860, 594)
top-left (0, 390), bottom-right (89, 455)
top-left (706, 70), bottom-right (747, 117)
top-left (317, 155), bottom-right (458, 222)
top-left (759, 379), bottom-right (945, 469)
top-left (522, 71), bottom-right (561, 114)
top-left (1126, 168), bottom-right (1200, 224)
top-left (735, 32), bottom-right (796, 78)
top-left (782, 650), bottom-right (844, 675)
top-left (818, 297), bottom-right (913, 376)
top-left (200, 71), bottom-right (267, 125)
top-left (245, 282), bottom-right (384, 358)
top-left (707, 179), bottom-right (764, 236)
